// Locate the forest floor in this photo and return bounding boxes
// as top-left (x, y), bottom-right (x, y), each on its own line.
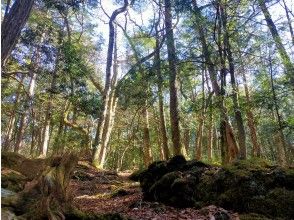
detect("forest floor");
top-left (71, 161), bottom-right (239, 220)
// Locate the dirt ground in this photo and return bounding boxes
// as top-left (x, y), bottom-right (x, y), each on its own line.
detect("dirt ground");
top-left (70, 161), bottom-right (240, 220)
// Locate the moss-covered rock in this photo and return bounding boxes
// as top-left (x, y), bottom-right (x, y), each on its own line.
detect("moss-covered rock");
top-left (136, 156), bottom-right (294, 219)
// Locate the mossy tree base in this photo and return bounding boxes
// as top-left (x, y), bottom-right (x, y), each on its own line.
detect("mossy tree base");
top-left (2, 153), bottom-right (78, 219)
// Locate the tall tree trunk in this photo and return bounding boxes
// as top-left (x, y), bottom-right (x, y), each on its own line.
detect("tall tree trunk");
top-left (92, 1), bottom-right (128, 167)
top-left (195, 67), bottom-right (206, 160)
top-left (269, 57), bottom-right (287, 166)
top-left (1, 0), bottom-right (34, 66)
top-left (183, 128), bottom-right (190, 156)
top-left (195, 116), bottom-right (204, 160)
top-left (213, 124), bottom-right (219, 160)
top-left (142, 103), bottom-right (153, 167)
top-left (94, 25), bottom-right (120, 168)
top-left (221, 5), bottom-right (247, 159)
top-left (241, 70), bottom-right (261, 157)
top-left (207, 111), bottom-right (213, 161)
top-left (40, 61), bottom-right (58, 157)
top-left (192, 0), bottom-right (238, 164)
top-left (258, 0), bottom-right (294, 87)
top-left (164, 0), bottom-right (182, 156)
top-left (155, 25), bottom-right (170, 160)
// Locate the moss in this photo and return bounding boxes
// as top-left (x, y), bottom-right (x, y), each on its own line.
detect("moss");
top-left (128, 169), bottom-right (143, 182)
top-left (232, 158), bottom-right (271, 170)
top-left (1, 169), bottom-right (28, 192)
top-left (149, 171), bottom-right (182, 202)
top-left (166, 155), bottom-right (186, 171)
top-left (137, 157), bottom-right (294, 219)
top-left (1, 152), bottom-right (26, 168)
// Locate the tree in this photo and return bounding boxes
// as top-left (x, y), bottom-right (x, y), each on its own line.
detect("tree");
top-left (164, 0), bottom-right (182, 156)
top-left (1, 0), bottom-right (35, 66)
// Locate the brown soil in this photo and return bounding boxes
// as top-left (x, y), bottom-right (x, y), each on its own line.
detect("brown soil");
top-left (70, 161), bottom-right (240, 220)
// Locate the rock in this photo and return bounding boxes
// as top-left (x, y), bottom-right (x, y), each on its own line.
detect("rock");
top-left (136, 156), bottom-right (294, 219)
top-left (166, 155), bottom-right (186, 171)
top-left (214, 210), bottom-right (230, 220)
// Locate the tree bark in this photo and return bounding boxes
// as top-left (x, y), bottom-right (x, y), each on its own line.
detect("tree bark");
top-left (164, 0), bottom-right (182, 156)
top-left (142, 103), bottom-right (153, 167)
top-left (155, 25), bottom-right (170, 160)
top-left (195, 67), bottom-right (206, 160)
top-left (40, 59), bottom-right (58, 157)
top-left (241, 70), bottom-right (261, 157)
top-left (1, 0), bottom-right (34, 66)
top-left (221, 5), bottom-right (247, 159)
top-left (269, 57), bottom-right (287, 166)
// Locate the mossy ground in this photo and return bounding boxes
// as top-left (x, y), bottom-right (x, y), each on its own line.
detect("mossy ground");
top-left (134, 156), bottom-right (294, 219)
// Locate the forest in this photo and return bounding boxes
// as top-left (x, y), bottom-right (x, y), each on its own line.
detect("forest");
top-left (1, 0), bottom-right (294, 219)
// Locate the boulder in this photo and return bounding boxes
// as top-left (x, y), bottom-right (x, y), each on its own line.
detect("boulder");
top-left (134, 156), bottom-right (294, 219)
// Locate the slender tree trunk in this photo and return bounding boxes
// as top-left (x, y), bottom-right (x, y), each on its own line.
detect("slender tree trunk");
top-left (40, 61), bottom-right (58, 157)
top-left (207, 112), bottom-right (213, 161)
top-left (195, 116), bottom-right (204, 160)
top-left (1, 0), bottom-right (34, 66)
top-left (94, 26), bottom-right (120, 168)
top-left (221, 5), bottom-right (247, 159)
top-left (258, 0), bottom-right (294, 87)
top-left (142, 103), bottom-right (153, 167)
top-left (14, 72), bottom-right (37, 153)
top-left (192, 0), bottom-right (238, 164)
top-left (269, 57), bottom-right (287, 166)
top-left (195, 67), bottom-right (206, 160)
top-left (242, 70), bottom-right (261, 157)
top-left (155, 27), bottom-right (170, 160)
top-left (183, 128), bottom-right (190, 156)
top-left (213, 124), bottom-right (219, 160)
top-left (92, 1), bottom-right (128, 167)
top-left (164, 0), bottom-right (182, 156)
